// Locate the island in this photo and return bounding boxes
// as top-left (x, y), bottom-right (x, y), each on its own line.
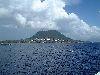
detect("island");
top-left (0, 30), bottom-right (84, 44)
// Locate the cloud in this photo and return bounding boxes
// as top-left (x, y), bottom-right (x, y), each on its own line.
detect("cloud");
top-left (55, 13), bottom-right (100, 41)
top-left (32, 0), bottom-right (48, 12)
top-left (15, 14), bottom-right (26, 25)
top-left (0, 8), bottom-right (9, 17)
top-left (0, 0), bottom-right (100, 41)
top-left (95, 72), bottom-right (100, 75)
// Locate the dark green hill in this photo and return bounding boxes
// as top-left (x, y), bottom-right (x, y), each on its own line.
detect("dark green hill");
top-left (30, 30), bottom-right (71, 40)
top-left (26, 30), bottom-right (76, 43)
top-left (0, 30), bottom-right (84, 44)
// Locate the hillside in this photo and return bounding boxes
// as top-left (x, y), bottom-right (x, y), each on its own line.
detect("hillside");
top-left (0, 30), bottom-right (84, 44)
top-left (26, 30), bottom-right (78, 43)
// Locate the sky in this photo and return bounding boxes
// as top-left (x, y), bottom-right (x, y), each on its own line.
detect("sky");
top-left (66, 0), bottom-right (100, 26)
top-left (0, 0), bottom-right (100, 42)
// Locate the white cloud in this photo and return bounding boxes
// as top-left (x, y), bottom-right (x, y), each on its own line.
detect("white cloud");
top-left (0, 8), bottom-right (9, 17)
top-left (32, 0), bottom-right (48, 12)
top-left (27, 20), bottom-right (58, 30)
top-left (0, 0), bottom-right (100, 41)
top-left (15, 14), bottom-right (26, 25)
top-left (60, 13), bottom-right (100, 41)
top-left (95, 72), bottom-right (100, 75)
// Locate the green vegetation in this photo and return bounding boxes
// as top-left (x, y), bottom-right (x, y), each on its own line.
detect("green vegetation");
top-left (0, 30), bottom-right (84, 44)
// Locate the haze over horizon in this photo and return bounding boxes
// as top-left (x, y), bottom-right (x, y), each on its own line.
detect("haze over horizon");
top-left (0, 0), bottom-right (100, 42)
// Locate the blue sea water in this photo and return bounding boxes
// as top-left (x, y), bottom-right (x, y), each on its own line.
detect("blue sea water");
top-left (0, 43), bottom-right (100, 75)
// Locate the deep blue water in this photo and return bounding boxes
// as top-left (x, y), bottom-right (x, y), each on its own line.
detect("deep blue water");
top-left (0, 43), bottom-right (100, 75)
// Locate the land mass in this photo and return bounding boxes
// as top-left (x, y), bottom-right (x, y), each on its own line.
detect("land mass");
top-left (0, 30), bottom-right (84, 44)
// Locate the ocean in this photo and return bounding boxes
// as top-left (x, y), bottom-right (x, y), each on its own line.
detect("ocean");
top-left (0, 43), bottom-right (100, 75)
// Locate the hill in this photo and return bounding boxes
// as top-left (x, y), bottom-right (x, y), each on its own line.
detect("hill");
top-left (26, 30), bottom-right (78, 43)
top-left (0, 30), bottom-right (84, 44)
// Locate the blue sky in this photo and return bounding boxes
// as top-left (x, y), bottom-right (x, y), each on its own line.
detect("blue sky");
top-left (66, 0), bottom-right (100, 26)
top-left (0, 0), bottom-right (100, 41)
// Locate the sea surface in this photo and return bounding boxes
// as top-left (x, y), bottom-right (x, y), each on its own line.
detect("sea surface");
top-left (0, 43), bottom-right (100, 75)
